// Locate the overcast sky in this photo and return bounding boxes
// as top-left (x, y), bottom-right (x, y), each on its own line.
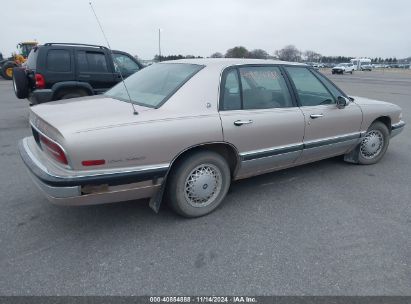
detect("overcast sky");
top-left (2, 0), bottom-right (410, 59)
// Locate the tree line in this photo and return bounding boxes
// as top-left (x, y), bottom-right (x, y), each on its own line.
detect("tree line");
top-left (151, 45), bottom-right (402, 64)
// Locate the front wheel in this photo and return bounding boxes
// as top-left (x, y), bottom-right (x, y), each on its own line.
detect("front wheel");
top-left (358, 122), bottom-right (390, 165)
top-left (167, 151), bottom-right (231, 218)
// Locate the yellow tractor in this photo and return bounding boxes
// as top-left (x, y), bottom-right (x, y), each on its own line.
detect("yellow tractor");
top-left (0, 41), bottom-right (38, 80)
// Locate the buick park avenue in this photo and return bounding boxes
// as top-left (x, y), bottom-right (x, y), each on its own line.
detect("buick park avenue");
top-left (19, 59), bottom-right (405, 217)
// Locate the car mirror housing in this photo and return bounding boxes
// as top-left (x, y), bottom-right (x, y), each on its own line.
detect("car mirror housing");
top-left (337, 96), bottom-right (349, 109)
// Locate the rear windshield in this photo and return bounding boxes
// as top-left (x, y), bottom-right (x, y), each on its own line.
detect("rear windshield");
top-left (105, 63), bottom-right (203, 108)
top-left (26, 48), bottom-right (38, 69)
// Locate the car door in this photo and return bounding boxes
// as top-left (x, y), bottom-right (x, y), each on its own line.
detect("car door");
top-left (75, 49), bottom-right (115, 93)
top-left (284, 66), bottom-right (362, 164)
top-left (219, 65), bottom-right (305, 178)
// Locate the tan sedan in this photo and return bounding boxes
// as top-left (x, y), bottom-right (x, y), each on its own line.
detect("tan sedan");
top-left (19, 59), bottom-right (405, 217)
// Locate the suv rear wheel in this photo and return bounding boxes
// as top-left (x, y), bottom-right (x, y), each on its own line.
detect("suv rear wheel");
top-left (12, 67), bottom-right (29, 99)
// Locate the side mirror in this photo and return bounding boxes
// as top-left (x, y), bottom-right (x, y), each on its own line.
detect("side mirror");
top-left (336, 96), bottom-right (349, 109)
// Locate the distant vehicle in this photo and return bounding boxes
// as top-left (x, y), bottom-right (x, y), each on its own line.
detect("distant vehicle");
top-left (332, 63), bottom-right (355, 74)
top-left (350, 58), bottom-right (372, 71)
top-left (19, 59), bottom-right (405, 217)
top-left (306, 62), bottom-right (319, 70)
top-left (0, 41), bottom-right (38, 80)
top-left (360, 63), bottom-right (373, 71)
top-left (12, 43), bottom-right (144, 105)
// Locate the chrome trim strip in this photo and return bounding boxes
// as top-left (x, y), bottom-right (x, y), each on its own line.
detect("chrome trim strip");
top-left (240, 132), bottom-right (362, 161)
top-left (23, 137), bottom-right (169, 180)
top-left (304, 132), bottom-right (361, 149)
top-left (20, 138), bottom-right (170, 187)
top-left (240, 143), bottom-right (303, 161)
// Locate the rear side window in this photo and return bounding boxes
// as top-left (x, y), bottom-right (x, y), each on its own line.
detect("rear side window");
top-left (26, 48), bottom-right (38, 69)
top-left (220, 66), bottom-right (293, 110)
top-left (221, 69), bottom-right (241, 110)
top-left (46, 50), bottom-right (71, 72)
top-left (77, 51), bottom-right (109, 73)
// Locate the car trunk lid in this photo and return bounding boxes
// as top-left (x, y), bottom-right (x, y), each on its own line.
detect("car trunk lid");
top-left (29, 95), bottom-right (153, 135)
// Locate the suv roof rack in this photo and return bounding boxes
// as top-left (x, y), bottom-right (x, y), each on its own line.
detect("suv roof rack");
top-left (44, 43), bottom-right (107, 49)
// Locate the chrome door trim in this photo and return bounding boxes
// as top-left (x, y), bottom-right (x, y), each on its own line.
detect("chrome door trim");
top-left (239, 132), bottom-right (362, 162)
top-left (240, 143), bottom-right (304, 161)
top-left (304, 132), bottom-right (361, 149)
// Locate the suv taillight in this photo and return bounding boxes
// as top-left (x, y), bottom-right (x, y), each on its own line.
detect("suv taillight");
top-left (35, 73), bottom-right (45, 89)
top-left (39, 135), bottom-right (68, 165)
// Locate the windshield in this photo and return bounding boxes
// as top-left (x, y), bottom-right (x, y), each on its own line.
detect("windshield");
top-left (338, 63), bottom-right (350, 67)
top-left (105, 63), bottom-right (204, 108)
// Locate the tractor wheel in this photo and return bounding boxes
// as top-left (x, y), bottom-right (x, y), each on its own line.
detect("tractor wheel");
top-left (1, 62), bottom-right (15, 80)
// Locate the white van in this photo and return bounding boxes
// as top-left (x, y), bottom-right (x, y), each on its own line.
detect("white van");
top-left (351, 58), bottom-right (372, 71)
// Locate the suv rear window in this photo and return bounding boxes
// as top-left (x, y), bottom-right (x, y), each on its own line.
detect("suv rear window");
top-left (47, 50), bottom-right (71, 72)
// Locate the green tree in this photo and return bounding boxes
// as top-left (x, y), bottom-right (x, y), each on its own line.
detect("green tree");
top-left (210, 52), bottom-right (223, 58)
top-left (274, 45), bottom-right (301, 62)
top-left (249, 49), bottom-right (269, 59)
top-left (225, 46), bottom-right (249, 58)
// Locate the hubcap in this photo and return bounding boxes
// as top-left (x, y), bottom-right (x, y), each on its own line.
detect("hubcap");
top-left (184, 164), bottom-right (222, 208)
top-left (360, 130), bottom-right (384, 159)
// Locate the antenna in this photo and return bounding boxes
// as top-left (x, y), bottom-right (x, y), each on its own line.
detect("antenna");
top-left (89, 1), bottom-right (138, 115)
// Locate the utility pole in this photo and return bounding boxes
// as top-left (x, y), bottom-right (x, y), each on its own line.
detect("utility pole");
top-left (158, 28), bottom-right (162, 62)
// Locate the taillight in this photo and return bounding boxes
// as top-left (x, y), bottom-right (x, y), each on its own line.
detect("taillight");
top-left (39, 135), bottom-right (68, 165)
top-left (35, 73), bottom-right (45, 89)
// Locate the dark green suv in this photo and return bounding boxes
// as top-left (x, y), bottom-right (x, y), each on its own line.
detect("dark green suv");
top-left (13, 43), bottom-right (143, 104)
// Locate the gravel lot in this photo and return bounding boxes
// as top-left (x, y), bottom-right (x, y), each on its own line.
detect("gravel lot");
top-left (0, 70), bottom-right (410, 295)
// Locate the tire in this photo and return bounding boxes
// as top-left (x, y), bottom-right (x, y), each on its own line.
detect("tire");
top-left (12, 67), bottom-right (29, 99)
top-left (167, 151), bottom-right (231, 218)
top-left (1, 62), bottom-right (15, 80)
top-left (57, 89), bottom-right (88, 100)
top-left (332, 71), bottom-right (335, 74)
top-left (357, 121), bottom-right (390, 165)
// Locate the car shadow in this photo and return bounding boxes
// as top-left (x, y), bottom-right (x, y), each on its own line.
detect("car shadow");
top-left (45, 156), bottom-right (349, 228)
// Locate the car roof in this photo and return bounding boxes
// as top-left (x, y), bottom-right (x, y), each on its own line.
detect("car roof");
top-left (159, 58), bottom-right (306, 68)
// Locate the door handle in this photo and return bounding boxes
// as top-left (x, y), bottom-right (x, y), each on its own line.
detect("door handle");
top-left (234, 120), bottom-right (253, 126)
top-left (310, 114), bottom-right (324, 119)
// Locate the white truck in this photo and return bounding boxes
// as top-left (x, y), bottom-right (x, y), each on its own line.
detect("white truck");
top-left (351, 58), bottom-right (372, 71)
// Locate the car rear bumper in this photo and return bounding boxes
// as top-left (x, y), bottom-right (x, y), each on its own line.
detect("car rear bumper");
top-left (391, 121), bottom-right (406, 138)
top-left (18, 137), bottom-right (168, 205)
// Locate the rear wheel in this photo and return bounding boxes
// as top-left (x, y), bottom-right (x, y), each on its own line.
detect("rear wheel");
top-left (1, 62), bottom-right (15, 80)
top-left (358, 122), bottom-right (389, 165)
top-left (12, 67), bottom-right (29, 99)
top-left (167, 151), bottom-right (231, 218)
